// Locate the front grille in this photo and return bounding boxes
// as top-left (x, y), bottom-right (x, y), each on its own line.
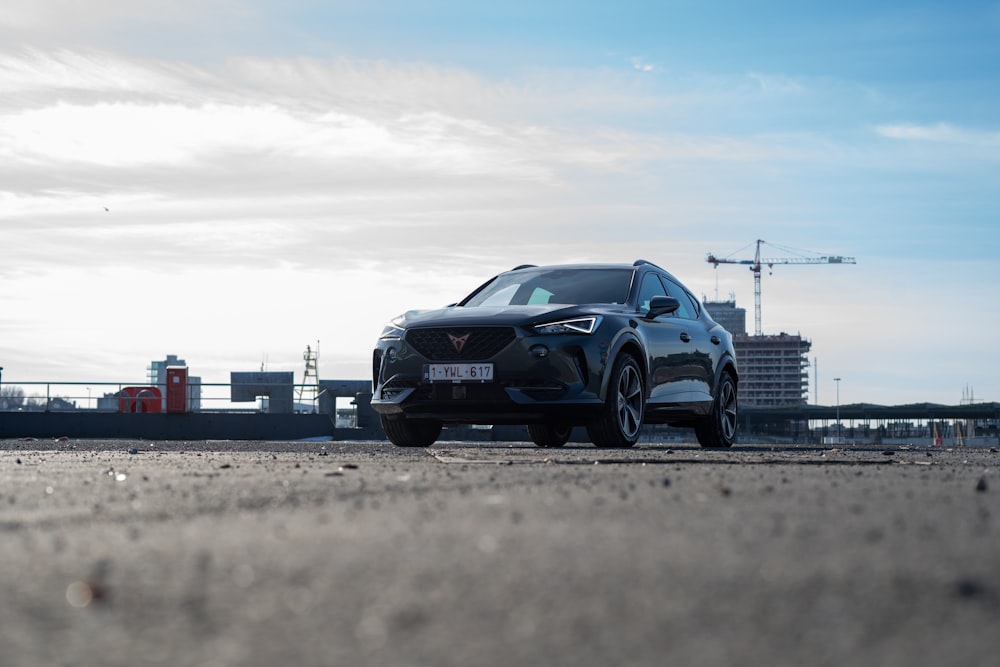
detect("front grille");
top-left (406, 327), bottom-right (516, 361)
top-left (379, 376), bottom-right (420, 400)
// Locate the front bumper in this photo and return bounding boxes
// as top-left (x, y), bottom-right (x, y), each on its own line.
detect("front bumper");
top-left (371, 329), bottom-right (609, 425)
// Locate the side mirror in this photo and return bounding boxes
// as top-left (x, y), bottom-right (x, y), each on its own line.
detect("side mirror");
top-left (645, 295), bottom-right (680, 319)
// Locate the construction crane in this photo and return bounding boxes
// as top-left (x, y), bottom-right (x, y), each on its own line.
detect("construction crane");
top-left (706, 239), bottom-right (856, 336)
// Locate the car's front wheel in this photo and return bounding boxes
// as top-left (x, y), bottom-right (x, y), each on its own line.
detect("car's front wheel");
top-left (695, 371), bottom-right (738, 448)
top-left (527, 423), bottom-right (572, 448)
top-left (380, 414), bottom-right (442, 447)
top-left (587, 354), bottom-right (643, 448)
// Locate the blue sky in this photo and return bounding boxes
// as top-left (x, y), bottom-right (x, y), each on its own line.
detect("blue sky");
top-left (1, 0), bottom-right (998, 407)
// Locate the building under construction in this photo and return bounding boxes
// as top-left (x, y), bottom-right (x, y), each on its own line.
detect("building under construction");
top-left (704, 299), bottom-right (811, 408)
top-left (702, 240), bottom-right (856, 409)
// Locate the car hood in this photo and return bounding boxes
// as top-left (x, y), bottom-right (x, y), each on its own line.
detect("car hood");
top-left (395, 304), bottom-right (620, 328)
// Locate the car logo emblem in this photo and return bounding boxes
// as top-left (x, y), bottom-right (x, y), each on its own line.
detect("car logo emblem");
top-left (448, 333), bottom-right (470, 353)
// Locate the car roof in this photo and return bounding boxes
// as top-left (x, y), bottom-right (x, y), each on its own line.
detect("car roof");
top-left (503, 260), bottom-right (697, 301)
top-left (504, 260), bottom-right (688, 284)
top-left (506, 259), bottom-right (666, 273)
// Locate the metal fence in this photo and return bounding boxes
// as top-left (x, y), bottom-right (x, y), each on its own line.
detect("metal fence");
top-left (0, 380), bottom-right (325, 414)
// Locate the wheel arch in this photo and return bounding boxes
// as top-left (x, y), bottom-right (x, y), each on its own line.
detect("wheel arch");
top-left (715, 353), bottom-right (739, 387)
top-left (601, 332), bottom-right (647, 401)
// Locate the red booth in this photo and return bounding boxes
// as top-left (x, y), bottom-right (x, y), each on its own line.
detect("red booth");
top-left (166, 366), bottom-right (188, 414)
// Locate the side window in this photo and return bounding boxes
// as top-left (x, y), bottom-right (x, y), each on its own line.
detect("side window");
top-left (662, 278), bottom-right (695, 319)
top-left (686, 291), bottom-right (701, 317)
top-left (636, 273), bottom-right (668, 312)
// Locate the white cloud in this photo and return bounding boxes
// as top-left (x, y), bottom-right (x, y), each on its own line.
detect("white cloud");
top-left (0, 48), bottom-right (192, 97)
top-left (4, 102), bottom-right (275, 165)
top-left (876, 122), bottom-right (1000, 146)
top-left (0, 0), bottom-right (239, 37)
top-left (629, 57), bottom-right (657, 73)
top-left (0, 51), bottom-right (655, 176)
top-left (746, 71), bottom-right (806, 95)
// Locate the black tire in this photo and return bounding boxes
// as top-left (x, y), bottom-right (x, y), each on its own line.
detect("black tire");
top-left (695, 371), bottom-right (738, 448)
top-left (587, 354), bottom-right (644, 448)
top-left (380, 414), bottom-right (442, 447)
top-left (527, 423), bottom-right (572, 448)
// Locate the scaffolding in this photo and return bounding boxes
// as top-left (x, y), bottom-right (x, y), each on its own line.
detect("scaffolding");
top-left (703, 300), bottom-right (812, 408)
top-left (732, 332), bottom-right (812, 408)
top-left (296, 342), bottom-right (320, 411)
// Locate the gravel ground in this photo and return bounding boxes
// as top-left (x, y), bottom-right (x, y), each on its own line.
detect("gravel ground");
top-left (2, 439), bottom-right (998, 667)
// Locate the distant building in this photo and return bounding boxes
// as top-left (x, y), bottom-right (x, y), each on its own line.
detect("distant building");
top-left (148, 354), bottom-right (202, 412)
top-left (703, 299), bottom-right (747, 339)
top-left (231, 371), bottom-right (295, 414)
top-left (704, 300), bottom-right (812, 408)
top-left (45, 397), bottom-right (78, 411)
top-left (731, 332), bottom-right (812, 407)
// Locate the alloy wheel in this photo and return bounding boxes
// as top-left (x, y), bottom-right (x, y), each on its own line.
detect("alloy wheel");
top-left (615, 362), bottom-right (643, 439)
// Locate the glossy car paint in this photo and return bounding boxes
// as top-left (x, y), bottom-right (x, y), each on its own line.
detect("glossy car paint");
top-left (371, 261), bottom-right (738, 441)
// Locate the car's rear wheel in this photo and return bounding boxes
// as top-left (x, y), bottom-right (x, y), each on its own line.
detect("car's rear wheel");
top-left (587, 354), bottom-right (643, 448)
top-left (695, 371), bottom-right (737, 448)
top-left (380, 414), bottom-right (442, 448)
top-left (527, 423), bottom-right (572, 448)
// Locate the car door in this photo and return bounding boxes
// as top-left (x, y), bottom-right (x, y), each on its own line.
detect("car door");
top-left (660, 277), bottom-right (714, 403)
top-left (635, 272), bottom-right (692, 405)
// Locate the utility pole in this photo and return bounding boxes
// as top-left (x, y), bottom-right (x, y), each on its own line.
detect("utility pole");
top-left (813, 358), bottom-right (818, 405)
top-left (834, 377), bottom-right (842, 443)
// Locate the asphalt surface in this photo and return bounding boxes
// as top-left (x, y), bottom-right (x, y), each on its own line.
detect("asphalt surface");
top-left (2, 438), bottom-right (998, 667)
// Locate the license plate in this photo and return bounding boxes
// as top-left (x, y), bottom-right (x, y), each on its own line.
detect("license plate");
top-left (424, 363), bottom-right (494, 383)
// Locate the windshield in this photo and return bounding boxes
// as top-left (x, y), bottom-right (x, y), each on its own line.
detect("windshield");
top-left (461, 268), bottom-right (633, 307)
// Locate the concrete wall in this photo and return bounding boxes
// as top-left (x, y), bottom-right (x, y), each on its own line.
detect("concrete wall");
top-left (0, 412), bottom-right (338, 441)
top-left (230, 372), bottom-right (295, 414)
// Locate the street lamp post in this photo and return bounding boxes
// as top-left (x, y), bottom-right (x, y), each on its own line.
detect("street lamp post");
top-left (834, 377), bottom-right (842, 443)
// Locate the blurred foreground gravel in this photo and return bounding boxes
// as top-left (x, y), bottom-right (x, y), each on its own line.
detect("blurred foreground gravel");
top-left (2, 438), bottom-right (998, 667)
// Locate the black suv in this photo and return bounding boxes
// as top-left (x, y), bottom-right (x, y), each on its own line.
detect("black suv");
top-left (371, 260), bottom-right (738, 448)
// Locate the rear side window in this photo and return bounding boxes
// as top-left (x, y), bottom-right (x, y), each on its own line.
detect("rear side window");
top-left (662, 277), bottom-right (698, 319)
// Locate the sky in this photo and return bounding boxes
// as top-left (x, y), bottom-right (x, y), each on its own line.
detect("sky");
top-left (1, 0), bottom-right (998, 407)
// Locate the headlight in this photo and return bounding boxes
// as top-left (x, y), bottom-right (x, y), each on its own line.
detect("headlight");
top-left (379, 317), bottom-right (406, 340)
top-left (533, 316), bottom-right (602, 335)
top-left (380, 310), bottom-right (427, 340)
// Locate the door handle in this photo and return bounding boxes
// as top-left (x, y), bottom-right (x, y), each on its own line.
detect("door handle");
top-left (679, 332), bottom-right (691, 342)
top-left (711, 335), bottom-right (721, 345)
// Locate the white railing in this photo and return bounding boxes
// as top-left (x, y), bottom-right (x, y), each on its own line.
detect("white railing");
top-left (0, 380), bottom-right (329, 414)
